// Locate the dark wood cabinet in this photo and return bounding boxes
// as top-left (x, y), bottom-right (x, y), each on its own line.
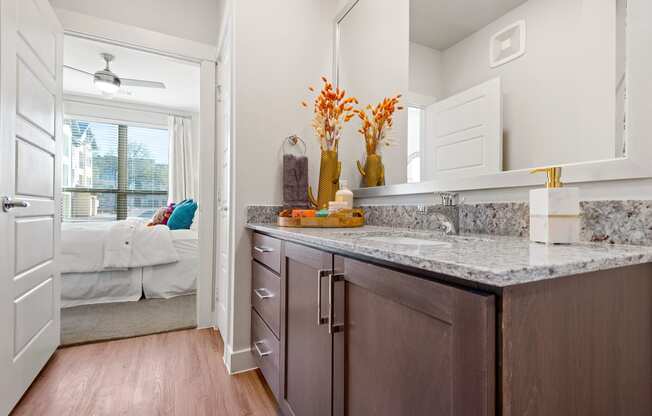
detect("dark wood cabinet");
top-left (279, 242), bottom-right (334, 416)
top-left (333, 256), bottom-right (495, 416)
top-left (251, 231), bottom-right (652, 416)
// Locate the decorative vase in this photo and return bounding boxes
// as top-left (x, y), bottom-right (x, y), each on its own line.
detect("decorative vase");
top-left (357, 153), bottom-right (385, 187)
top-left (308, 150), bottom-right (341, 209)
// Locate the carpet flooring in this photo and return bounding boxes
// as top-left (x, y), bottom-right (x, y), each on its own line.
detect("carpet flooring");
top-left (61, 295), bottom-right (197, 345)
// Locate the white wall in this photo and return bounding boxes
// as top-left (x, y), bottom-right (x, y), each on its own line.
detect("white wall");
top-left (50, 0), bottom-right (224, 45)
top-left (409, 42), bottom-right (443, 103)
top-left (440, 0), bottom-right (620, 171)
top-left (229, 0), bottom-right (336, 371)
top-left (338, 0), bottom-right (409, 187)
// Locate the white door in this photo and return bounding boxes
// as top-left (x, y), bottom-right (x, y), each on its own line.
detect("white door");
top-left (0, 0), bottom-right (62, 413)
top-left (215, 25), bottom-right (232, 336)
top-left (423, 77), bottom-right (502, 181)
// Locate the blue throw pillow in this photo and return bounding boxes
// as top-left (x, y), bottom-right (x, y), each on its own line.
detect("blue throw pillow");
top-left (167, 199), bottom-right (197, 230)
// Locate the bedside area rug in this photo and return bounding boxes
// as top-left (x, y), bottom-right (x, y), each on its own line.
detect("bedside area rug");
top-left (61, 295), bottom-right (197, 346)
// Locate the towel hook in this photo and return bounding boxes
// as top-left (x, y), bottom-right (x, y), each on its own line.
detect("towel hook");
top-left (283, 135), bottom-right (306, 156)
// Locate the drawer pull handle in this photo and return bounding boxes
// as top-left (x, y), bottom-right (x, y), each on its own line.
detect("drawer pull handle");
top-left (253, 341), bottom-right (272, 358)
top-left (317, 269), bottom-right (329, 325)
top-left (254, 246), bottom-right (273, 254)
top-left (254, 288), bottom-right (274, 300)
top-left (328, 273), bottom-right (345, 334)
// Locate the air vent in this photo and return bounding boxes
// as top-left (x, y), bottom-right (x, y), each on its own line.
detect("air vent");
top-left (490, 20), bottom-right (526, 68)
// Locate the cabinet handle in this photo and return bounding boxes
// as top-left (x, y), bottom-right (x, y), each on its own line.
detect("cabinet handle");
top-left (254, 288), bottom-right (274, 300)
top-left (253, 341), bottom-right (272, 358)
top-left (328, 273), bottom-right (345, 334)
top-left (317, 269), bottom-right (329, 325)
top-left (254, 246), bottom-right (273, 253)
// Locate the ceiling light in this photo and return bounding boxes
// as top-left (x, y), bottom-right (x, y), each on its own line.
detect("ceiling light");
top-left (93, 77), bottom-right (120, 94)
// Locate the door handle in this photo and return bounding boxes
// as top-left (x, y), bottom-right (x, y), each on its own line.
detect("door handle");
top-left (253, 246), bottom-right (273, 254)
top-left (2, 197), bottom-right (30, 212)
top-left (254, 288), bottom-right (274, 300)
top-left (328, 273), bottom-right (345, 334)
top-left (317, 269), bottom-right (329, 325)
top-left (253, 341), bottom-right (272, 358)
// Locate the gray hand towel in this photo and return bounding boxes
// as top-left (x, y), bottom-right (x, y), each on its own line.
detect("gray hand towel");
top-left (283, 154), bottom-right (309, 208)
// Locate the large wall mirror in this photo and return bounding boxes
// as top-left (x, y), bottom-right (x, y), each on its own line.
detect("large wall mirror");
top-left (335, 0), bottom-right (652, 197)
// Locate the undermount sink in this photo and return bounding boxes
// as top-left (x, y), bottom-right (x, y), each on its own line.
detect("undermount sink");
top-left (337, 229), bottom-right (494, 246)
top-left (358, 236), bottom-right (451, 247)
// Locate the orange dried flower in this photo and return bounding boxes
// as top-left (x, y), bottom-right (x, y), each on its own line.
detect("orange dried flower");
top-left (302, 77), bottom-right (357, 152)
top-left (354, 94), bottom-right (403, 155)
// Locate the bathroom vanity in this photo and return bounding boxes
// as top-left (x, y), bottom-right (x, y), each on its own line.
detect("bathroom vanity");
top-left (247, 225), bottom-right (652, 416)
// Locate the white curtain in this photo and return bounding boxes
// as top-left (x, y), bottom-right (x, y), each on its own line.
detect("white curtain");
top-left (168, 116), bottom-right (196, 203)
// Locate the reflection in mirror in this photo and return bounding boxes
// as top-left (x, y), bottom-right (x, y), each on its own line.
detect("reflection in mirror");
top-left (336, 0), bottom-right (627, 189)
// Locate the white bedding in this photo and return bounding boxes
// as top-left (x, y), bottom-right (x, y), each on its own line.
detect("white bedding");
top-left (61, 220), bottom-right (179, 273)
top-left (61, 268), bottom-right (142, 308)
top-left (61, 229), bottom-right (198, 308)
top-left (143, 230), bottom-right (199, 299)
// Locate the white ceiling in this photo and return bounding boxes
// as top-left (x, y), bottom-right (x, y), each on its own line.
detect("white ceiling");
top-left (410, 0), bottom-right (528, 50)
top-left (51, 0), bottom-right (224, 45)
top-left (63, 35), bottom-right (200, 112)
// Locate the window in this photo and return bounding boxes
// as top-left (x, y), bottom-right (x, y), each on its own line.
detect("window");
top-left (407, 106), bottom-right (423, 183)
top-left (62, 119), bottom-right (169, 221)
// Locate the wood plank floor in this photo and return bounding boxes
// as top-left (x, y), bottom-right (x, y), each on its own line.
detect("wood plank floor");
top-left (11, 328), bottom-right (278, 415)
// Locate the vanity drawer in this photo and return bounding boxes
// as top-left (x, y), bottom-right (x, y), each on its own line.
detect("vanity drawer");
top-left (252, 309), bottom-right (280, 399)
top-left (252, 233), bottom-right (281, 273)
top-left (252, 260), bottom-right (280, 337)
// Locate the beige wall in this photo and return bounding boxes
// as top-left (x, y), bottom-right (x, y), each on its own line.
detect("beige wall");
top-left (231, 0), bottom-right (336, 361)
top-left (440, 0), bottom-right (620, 171)
top-left (409, 42), bottom-right (443, 102)
top-left (337, 0), bottom-right (409, 187)
top-left (50, 0), bottom-right (224, 45)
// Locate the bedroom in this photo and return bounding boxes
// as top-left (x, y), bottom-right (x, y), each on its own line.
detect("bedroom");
top-left (59, 34), bottom-right (202, 344)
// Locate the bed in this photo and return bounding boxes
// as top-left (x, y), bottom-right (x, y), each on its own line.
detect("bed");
top-left (60, 221), bottom-right (198, 308)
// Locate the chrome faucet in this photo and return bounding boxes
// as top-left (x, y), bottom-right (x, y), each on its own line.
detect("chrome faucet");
top-left (438, 192), bottom-right (458, 207)
top-left (435, 192), bottom-right (459, 235)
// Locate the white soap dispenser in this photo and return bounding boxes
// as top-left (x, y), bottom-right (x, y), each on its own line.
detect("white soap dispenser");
top-left (529, 167), bottom-right (579, 244)
top-left (335, 180), bottom-right (354, 209)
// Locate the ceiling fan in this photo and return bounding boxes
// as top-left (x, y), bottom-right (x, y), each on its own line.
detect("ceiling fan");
top-left (64, 53), bottom-right (166, 95)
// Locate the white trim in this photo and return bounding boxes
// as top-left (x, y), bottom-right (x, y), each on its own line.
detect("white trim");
top-left (352, 0), bottom-right (652, 199)
top-left (197, 61), bottom-right (217, 329)
top-left (223, 346), bottom-right (256, 375)
top-left (64, 93), bottom-right (196, 119)
top-left (54, 9), bottom-right (218, 63)
top-left (332, 0), bottom-right (360, 87)
top-left (64, 97), bottom-right (174, 129)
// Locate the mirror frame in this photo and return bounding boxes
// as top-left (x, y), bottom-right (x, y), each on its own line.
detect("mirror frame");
top-left (334, 0), bottom-right (652, 198)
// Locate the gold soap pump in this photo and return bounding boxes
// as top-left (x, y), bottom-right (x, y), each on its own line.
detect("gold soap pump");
top-left (528, 165), bottom-right (580, 244)
top-left (530, 166), bottom-right (563, 188)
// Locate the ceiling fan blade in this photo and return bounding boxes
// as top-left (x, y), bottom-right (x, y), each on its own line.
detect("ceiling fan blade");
top-left (121, 78), bottom-right (166, 89)
top-left (64, 65), bottom-right (94, 77)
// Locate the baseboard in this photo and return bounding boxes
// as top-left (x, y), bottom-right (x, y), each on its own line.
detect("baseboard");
top-left (223, 344), bottom-right (256, 375)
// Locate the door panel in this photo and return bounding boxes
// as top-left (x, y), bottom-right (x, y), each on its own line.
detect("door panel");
top-left (14, 278), bottom-right (54, 354)
top-left (423, 77), bottom-right (502, 180)
top-left (17, 59), bottom-right (56, 135)
top-left (16, 139), bottom-right (55, 198)
top-left (281, 242), bottom-right (332, 416)
top-left (0, 0), bottom-right (62, 414)
top-left (15, 217), bottom-right (54, 273)
top-left (336, 256), bottom-right (496, 416)
top-left (16, 0), bottom-right (56, 74)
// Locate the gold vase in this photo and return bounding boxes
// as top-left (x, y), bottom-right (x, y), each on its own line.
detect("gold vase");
top-left (308, 150), bottom-right (341, 209)
top-left (357, 153), bottom-right (385, 187)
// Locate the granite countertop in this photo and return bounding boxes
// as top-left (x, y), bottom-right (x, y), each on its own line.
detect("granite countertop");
top-left (246, 223), bottom-right (652, 289)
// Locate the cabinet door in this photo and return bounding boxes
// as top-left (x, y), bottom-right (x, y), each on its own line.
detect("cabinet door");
top-left (334, 256), bottom-right (496, 416)
top-left (280, 242), bottom-right (333, 416)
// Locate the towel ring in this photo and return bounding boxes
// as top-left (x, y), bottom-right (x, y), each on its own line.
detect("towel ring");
top-left (283, 135), bottom-right (306, 156)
